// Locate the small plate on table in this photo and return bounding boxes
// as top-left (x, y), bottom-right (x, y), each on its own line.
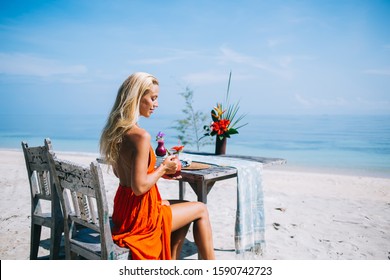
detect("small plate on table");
top-left (181, 161), bottom-right (211, 170)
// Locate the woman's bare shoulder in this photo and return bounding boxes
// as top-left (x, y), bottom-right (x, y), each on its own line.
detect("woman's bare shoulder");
top-left (123, 126), bottom-right (151, 145)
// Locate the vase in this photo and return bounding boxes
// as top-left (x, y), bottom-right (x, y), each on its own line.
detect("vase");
top-left (215, 137), bottom-right (227, 155)
top-left (155, 140), bottom-right (167, 157)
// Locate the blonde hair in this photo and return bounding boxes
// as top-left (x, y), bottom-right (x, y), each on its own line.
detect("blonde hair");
top-left (99, 72), bottom-right (159, 166)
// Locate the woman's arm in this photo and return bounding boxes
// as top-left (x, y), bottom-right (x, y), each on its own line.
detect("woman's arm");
top-left (126, 130), bottom-right (177, 196)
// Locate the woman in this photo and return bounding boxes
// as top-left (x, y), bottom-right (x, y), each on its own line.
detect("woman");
top-left (100, 72), bottom-right (215, 260)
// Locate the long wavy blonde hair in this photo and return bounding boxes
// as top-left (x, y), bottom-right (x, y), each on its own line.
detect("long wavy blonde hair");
top-left (99, 72), bottom-right (159, 166)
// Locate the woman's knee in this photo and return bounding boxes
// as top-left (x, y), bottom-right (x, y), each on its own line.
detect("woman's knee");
top-left (193, 201), bottom-right (209, 219)
top-left (169, 199), bottom-right (189, 205)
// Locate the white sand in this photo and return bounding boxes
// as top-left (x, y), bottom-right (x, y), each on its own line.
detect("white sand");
top-left (0, 149), bottom-right (389, 260)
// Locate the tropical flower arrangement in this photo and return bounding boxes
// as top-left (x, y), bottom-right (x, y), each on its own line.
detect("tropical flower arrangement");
top-left (203, 71), bottom-right (247, 140)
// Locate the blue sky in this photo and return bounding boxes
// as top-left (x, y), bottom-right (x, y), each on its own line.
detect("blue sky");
top-left (1, 0), bottom-right (389, 116)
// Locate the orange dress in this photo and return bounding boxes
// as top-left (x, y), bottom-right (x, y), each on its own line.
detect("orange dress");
top-left (111, 147), bottom-right (172, 260)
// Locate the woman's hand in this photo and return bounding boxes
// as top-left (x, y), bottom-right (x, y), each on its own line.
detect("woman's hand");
top-left (162, 155), bottom-right (179, 174)
top-left (161, 155), bottom-right (182, 180)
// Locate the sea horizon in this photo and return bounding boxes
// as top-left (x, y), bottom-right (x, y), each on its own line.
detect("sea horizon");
top-left (1, 113), bottom-right (389, 178)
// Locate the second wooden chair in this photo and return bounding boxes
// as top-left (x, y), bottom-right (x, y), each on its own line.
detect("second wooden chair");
top-left (21, 138), bottom-right (63, 259)
top-left (48, 152), bottom-right (130, 260)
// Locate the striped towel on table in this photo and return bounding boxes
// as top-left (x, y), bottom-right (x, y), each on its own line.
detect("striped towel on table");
top-left (184, 154), bottom-right (265, 259)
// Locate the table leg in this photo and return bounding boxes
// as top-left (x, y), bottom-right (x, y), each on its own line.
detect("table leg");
top-left (187, 181), bottom-right (217, 204)
top-left (188, 181), bottom-right (208, 204)
top-left (179, 181), bottom-right (186, 200)
top-left (199, 181), bottom-right (207, 204)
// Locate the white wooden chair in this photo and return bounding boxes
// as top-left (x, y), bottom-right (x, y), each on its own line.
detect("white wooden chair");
top-left (21, 138), bottom-right (63, 259)
top-left (48, 152), bottom-right (130, 260)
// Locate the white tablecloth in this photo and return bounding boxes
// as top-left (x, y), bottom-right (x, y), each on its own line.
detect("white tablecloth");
top-left (183, 154), bottom-right (265, 259)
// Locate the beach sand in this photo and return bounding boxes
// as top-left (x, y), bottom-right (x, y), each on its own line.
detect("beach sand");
top-left (0, 149), bottom-right (389, 260)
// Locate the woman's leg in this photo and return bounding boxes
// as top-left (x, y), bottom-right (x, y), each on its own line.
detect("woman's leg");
top-left (170, 223), bottom-right (191, 259)
top-left (168, 200), bottom-right (190, 260)
top-left (170, 201), bottom-right (215, 260)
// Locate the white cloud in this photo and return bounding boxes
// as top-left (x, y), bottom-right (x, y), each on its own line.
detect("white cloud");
top-left (364, 69), bottom-right (390, 76)
top-left (288, 16), bottom-right (313, 24)
top-left (217, 46), bottom-right (295, 79)
top-left (0, 52), bottom-right (87, 77)
top-left (267, 38), bottom-right (287, 48)
top-left (294, 93), bottom-right (311, 106)
top-left (294, 93), bottom-right (347, 108)
top-left (181, 70), bottom-right (229, 85)
top-left (267, 39), bottom-right (281, 48)
top-left (218, 47), bottom-right (252, 64)
top-left (131, 56), bottom-right (182, 65)
top-left (356, 97), bottom-right (390, 109)
top-left (181, 67), bottom-right (253, 86)
top-left (277, 55), bottom-right (293, 68)
top-left (129, 49), bottom-right (201, 65)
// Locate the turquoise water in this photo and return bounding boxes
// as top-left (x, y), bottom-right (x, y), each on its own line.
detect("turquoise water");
top-left (1, 113), bottom-right (389, 177)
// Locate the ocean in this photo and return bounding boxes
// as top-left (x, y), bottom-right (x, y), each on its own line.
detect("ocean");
top-left (1, 113), bottom-right (389, 177)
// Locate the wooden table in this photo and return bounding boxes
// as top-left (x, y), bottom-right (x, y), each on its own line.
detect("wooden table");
top-left (178, 163), bottom-right (237, 204)
top-left (176, 152), bottom-right (287, 204)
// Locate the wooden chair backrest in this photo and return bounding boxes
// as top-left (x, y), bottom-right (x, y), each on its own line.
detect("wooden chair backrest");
top-left (49, 153), bottom-right (129, 259)
top-left (22, 139), bottom-right (55, 208)
top-left (21, 138), bottom-right (63, 259)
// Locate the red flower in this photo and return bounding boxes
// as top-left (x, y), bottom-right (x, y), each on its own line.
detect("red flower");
top-left (211, 119), bottom-right (230, 135)
top-left (171, 145), bottom-right (184, 153)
